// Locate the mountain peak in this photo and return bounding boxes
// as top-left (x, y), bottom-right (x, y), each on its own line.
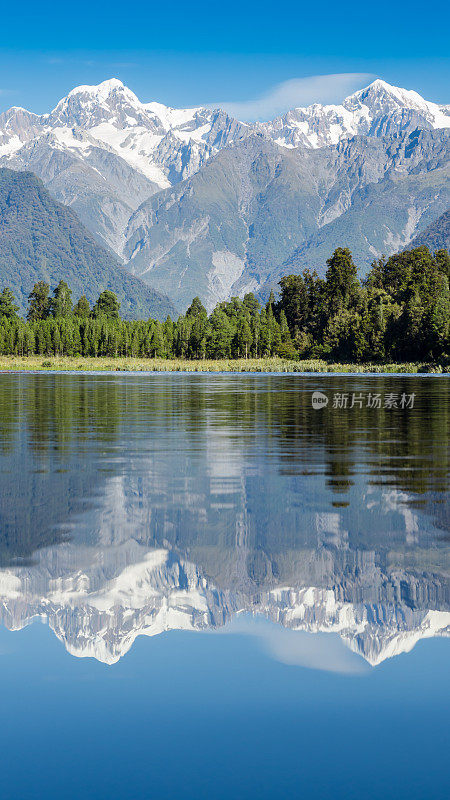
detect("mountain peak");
top-left (365, 78), bottom-right (399, 92)
top-left (47, 77), bottom-right (148, 129)
top-left (347, 78), bottom-right (430, 111)
top-left (67, 77), bottom-right (127, 98)
top-left (60, 77), bottom-right (143, 110)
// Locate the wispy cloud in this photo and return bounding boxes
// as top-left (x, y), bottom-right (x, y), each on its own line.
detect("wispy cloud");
top-left (215, 72), bottom-right (375, 121)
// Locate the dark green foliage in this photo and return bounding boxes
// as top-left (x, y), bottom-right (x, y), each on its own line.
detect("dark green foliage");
top-left (92, 290), bottom-right (120, 320)
top-left (73, 295), bottom-right (90, 318)
top-left (50, 280), bottom-right (72, 318)
top-left (0, 246), bottom-right (448, 363)
top-left (0, 287), bottom-right (19, 319)
top-left (435, 249), bottom-right (450, 280)
top-left (324, 247), bottom-right (360, 313)
top-left (0, 168), bottom-right (177, 321)
top-left (277, 274), bottom-right (309, 333)
top-left (27, 281), bottom-right (50, 321)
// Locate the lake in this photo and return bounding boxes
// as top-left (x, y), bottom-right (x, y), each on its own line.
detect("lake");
top-left (0, 373), bottom-right (448, 799)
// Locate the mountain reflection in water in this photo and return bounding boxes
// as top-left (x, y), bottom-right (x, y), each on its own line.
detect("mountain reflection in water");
top-left (0, 373), bottom-right (448, 667)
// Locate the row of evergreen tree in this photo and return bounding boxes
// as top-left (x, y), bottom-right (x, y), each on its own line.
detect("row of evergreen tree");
top-left (0, 246), bottom-right (449, 362)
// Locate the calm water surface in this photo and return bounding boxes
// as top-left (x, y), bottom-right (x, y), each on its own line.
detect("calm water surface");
top-left (0, 373), bottom-right (449, 799)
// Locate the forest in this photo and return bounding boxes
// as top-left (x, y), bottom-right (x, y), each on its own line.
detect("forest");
top-left (0, 246), bottom-right (449, 363)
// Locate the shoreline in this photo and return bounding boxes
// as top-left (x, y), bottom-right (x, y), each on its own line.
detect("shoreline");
top-left (0, 356), bottom-right (447, 375)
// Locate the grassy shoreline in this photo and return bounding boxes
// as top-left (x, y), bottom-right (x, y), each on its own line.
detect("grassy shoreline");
top-left (0, 356), bottom-right (447, 374)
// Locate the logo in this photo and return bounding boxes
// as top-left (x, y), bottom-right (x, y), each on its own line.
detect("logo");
top-left (312, 391), bottom-right (328, 410)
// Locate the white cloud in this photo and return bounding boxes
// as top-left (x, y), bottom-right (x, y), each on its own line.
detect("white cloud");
top-left (215, 72), bottom-right (375, 122)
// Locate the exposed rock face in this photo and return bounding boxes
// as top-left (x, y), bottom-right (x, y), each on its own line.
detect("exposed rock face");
top-left (259, 79), bottom-right (450, 148)
top-left (124, 130), bottom-right (450, 310)
top-left (408, 208), bottom-right (450, 252)
top-left (0, 79), bottom-right (248, 258)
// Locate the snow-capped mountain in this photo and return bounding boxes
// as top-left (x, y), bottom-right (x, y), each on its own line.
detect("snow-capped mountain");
top-left (260, 78), bottom-right (450, 149)
top-left (2, 77), bottom-right (449, 173)
top-left (0, 78), bottom-right (248, 190)
top-left (0, 77), bottom-right (449, 307)
top-left (0, 79), bottom-right (248, 254)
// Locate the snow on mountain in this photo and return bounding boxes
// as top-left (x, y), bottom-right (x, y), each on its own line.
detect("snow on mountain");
top-left (0, 79), bottom-right (249, 254)
top-left (2, 77), bottom-right (448, 187)
top-left (260, 78), bottom-right (450, 149)
top-left (0, 106), bottom-right (43, 156)
top-left (1, 78), bottom-right (248, 187)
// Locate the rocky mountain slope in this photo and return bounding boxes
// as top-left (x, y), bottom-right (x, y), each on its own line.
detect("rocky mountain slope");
top-left (408, 207), bottom-right (450, 251)
top-left (0, 79), bottom-right (249, 256)
top-left (0, 168), bottom-right (177, 318)
top-left (259, 79), bottom-right (450, 148)
top-left (126, 128), bottom-right (450, 309)
top-left (0, 78), bottom-right (449, 310)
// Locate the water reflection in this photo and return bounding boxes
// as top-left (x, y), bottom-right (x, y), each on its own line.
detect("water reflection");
top-left (0, 373), bottom-right (448, 667)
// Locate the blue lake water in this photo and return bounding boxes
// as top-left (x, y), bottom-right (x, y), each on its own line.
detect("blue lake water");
top-left (0, 373), bottom-right (448, 799)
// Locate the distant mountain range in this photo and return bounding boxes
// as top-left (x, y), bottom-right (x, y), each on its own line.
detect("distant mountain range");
top-left (0, 77), bottom-right (449, 311)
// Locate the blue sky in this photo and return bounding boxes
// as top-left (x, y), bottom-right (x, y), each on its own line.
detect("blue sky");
top-left (1, 0), bottom-right (449, 118)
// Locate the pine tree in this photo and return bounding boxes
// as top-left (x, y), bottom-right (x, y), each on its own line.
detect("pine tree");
top-left (236, 316), bottom-right (252, 358)
top-left (0, 288), bottom-right (19, 319)
top-left (92, 290), bottom-right (120, 320)
top-left (73, 295), bottom-right (91, 318)
top-left (27, 282), bottom-right (50, 321)
top-left (324, 248), bottom-right (360, 312)
top-left (50, 281), bottom-right (72, 317)
top-left (278, 275), bottom-right (308, 333)
top-left (186, 297), bottom-right (207, 320)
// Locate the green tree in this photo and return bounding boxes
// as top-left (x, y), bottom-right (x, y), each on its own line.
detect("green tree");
top-left (50, 280), bottom-right (72, 318)
top-left (92, 290), bottom-right (120, 319)
top-left (434, 249), bottom-right (450, 280)
top-left (207, 309), bottom-right (233, 358)
top-left (0, 288), bottom-right (19, 319)
top-left (186, 296), bottom-right (207, 320)
top-left (163, 317), bottom-right (174, 356)
top-left (278, 274), bottom-right (308, 334)
top-left (236, 316), bottom-right (252, 358)
top-left (27, 282), bottom-right (50, 321)
top-left (73, 295), bottom-right (91, 318)
top-left (150, 322), bottom-right (164, 357)
top-left (243, 293), bottom-right (260, 314)
top-left (324, 248), bottom-right (360, 313)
